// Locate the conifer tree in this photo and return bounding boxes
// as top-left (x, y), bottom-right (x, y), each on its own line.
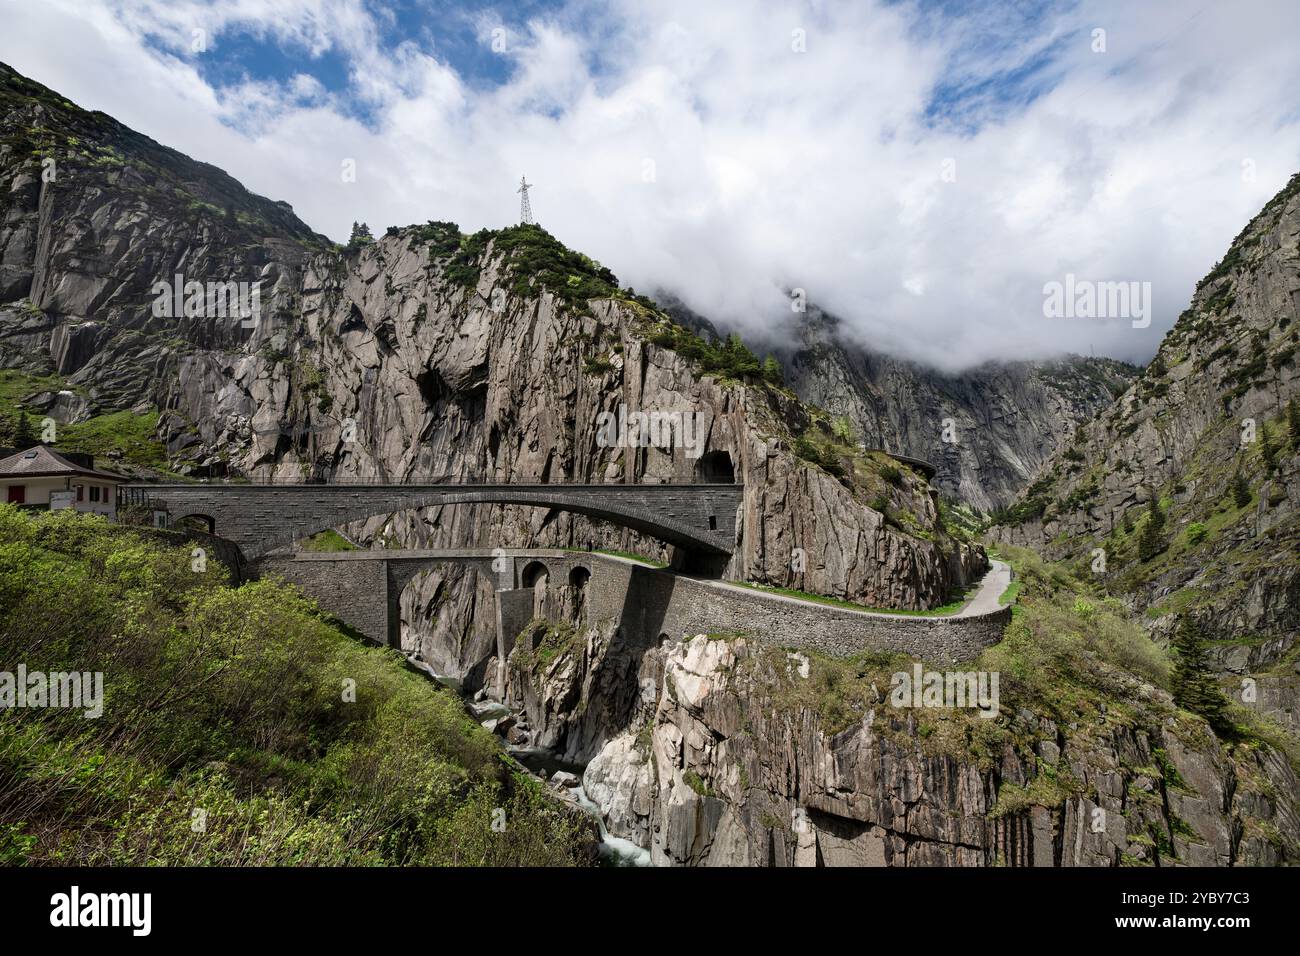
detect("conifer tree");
top-left (1230, 469), bottom-right (1251, 508)
top-left (1170, 615), bottom-right (1231, 734)
top-left (13, 410), bottom-right (35, 449)
top-left (1137, 495), bottom-right (1166, 561)
top-left (1259, 420), bottom-right (1276, 470)
top-left (347, 221), bottom-right (373, 249)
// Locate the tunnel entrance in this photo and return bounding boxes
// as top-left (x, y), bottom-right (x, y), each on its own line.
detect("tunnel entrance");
top-left (697, 450), bottom-right (735, 484)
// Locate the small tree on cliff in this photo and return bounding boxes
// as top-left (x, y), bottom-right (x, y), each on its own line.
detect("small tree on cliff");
top-left (1170, 615), bottom-right (1231, 734)
top-left (1259, 421), bottom-right (1277, 471)
top-left (346, 221), bottom-right (374, 252)
top-left (1137, 495), bottom-right (1166, 562)
top-left (1230, 469), bottom-right (1252, 509)
top-left (832, 415), bottom-right (856, 445)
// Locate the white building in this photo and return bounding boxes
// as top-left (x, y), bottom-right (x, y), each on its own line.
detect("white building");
top-left (0, 446), bottom-right (127, 518)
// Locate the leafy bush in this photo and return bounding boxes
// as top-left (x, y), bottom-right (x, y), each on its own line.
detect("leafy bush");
top-left (792, 435), bottom-right (844, 478)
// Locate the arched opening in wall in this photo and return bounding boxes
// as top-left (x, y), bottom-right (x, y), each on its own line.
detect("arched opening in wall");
top-left (175, 513), bottom-right (215, 534)
top-left (521, 560), bottom-right (548, 589)
top-left (521, 560), bottom-right (549, 618)
top-left (568, 566), bottom-right (591, 591)
top-left (697, 450), bottom-right (735, 484)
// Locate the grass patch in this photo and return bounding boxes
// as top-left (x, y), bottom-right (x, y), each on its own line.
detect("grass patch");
top-left (53, 409), bottom-right (166, 468)
top-left (997, 580), bottom-right (1022, 606)
top-left (300, 529), bottom-right (359, 552)
top-left (0, 507), bottom-right (592, 866)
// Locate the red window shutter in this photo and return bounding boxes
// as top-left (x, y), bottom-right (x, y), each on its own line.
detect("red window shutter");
top-left (6, 485), bottom-right (25, 504)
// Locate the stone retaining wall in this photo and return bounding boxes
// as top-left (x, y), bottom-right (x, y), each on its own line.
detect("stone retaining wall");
top-left (585, 559), bottom-right (1009, 663)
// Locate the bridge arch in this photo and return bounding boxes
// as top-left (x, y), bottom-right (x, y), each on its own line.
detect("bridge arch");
top-left (521, 560), bottom-right (549, 589)
top-left (127, 482), bottom-right (742, 564)
top-left (568, 565), bottom-right (591, 590)
top-left (174, 513), bottom-right (216, 534)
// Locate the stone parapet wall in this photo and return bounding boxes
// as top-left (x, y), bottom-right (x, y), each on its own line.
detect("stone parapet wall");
top-left (586, 558), bottom-right (1008, 663)
top-left (254, 549), bottom-right (1008, 664)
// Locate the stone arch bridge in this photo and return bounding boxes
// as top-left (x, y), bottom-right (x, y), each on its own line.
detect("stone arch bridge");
top-left (257, 548), bottom-right (601, 666)
top-left (121, 480), bottom-right (742, 565)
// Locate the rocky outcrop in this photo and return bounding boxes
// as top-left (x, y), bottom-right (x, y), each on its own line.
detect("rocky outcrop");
top-left (662, 300), bottom-right (1136, 513)
top-left (535, 633), bottom-right (1298, 866)
top-left (781, 310), bottom-right (1137, 513)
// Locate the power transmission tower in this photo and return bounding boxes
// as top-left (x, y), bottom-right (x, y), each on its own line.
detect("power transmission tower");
top-left (517, 176), bottom-right (534, 225)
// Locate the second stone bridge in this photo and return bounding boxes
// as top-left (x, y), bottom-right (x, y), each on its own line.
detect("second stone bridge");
top-left (257, 548), bottom-right (1012, 685)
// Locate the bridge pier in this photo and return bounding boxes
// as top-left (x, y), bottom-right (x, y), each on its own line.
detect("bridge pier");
top-left (495, 588), bottom-right (535, 695)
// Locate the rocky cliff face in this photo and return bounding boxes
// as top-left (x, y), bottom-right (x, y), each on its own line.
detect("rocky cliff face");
top-left (0, 62), bottom-right (983, 690)
top-left (779, 310), bottom-right (1137, 513)
top-left (505, 623), bottom-right (1298, 866)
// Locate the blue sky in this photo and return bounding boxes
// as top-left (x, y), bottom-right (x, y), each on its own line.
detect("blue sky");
top-left (154, 0), bottom-right (574, 116)
top-left (2, 0), bottom-right (1299, 370)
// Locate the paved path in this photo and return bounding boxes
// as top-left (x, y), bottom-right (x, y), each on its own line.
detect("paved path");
top-left (957, 559), bottom-right (1011, 617)
top-left (703, 558), bottom-right (1011, 621)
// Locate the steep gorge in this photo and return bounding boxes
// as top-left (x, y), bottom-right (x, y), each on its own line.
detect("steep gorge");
top-left (2, 62), bottom-right (1296, 867)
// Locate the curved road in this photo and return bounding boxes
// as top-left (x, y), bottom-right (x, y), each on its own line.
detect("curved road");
top-left (700, 558), bottom-right (1012, 621)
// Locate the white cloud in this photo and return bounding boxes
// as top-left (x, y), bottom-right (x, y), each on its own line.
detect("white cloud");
top-left (3, 0), bottom-right (1299, 370)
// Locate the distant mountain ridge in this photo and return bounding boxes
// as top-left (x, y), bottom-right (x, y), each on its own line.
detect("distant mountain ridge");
top-left (659, 296), bottom-right (1138, 512)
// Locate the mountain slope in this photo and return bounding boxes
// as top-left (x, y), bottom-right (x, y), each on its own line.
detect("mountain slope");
top-left (657, 299), bottom-right (1137, 513)
top-left (780, 309), bottom-right (1137, 512)
top-left (992, 172), bottom-right (1300, 711)
top-left (0, 62), bottom-right (985, 688)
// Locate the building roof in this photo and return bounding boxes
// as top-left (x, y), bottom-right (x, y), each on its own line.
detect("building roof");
top-left (0, 445), bottom-right (127, 483)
